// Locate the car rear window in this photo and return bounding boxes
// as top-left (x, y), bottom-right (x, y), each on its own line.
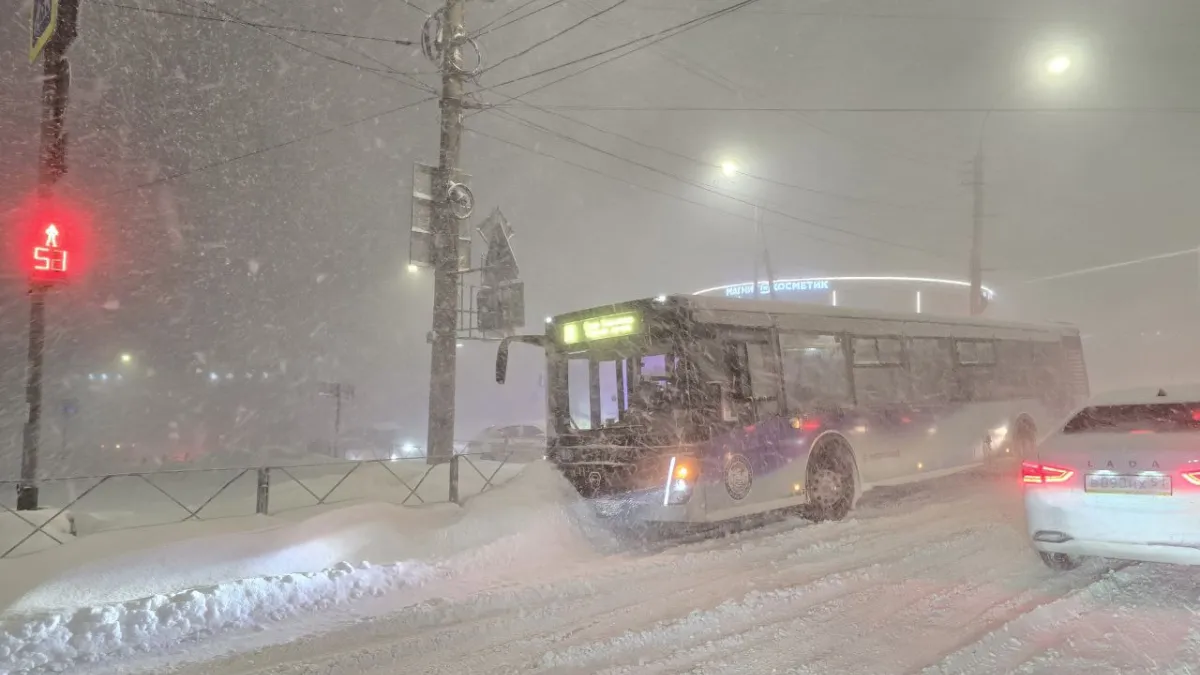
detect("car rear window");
top-left (1063, 403), bottom-right (1200, 433)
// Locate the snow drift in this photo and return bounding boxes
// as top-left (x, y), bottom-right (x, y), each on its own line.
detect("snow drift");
top-left (0, 560), bottom-right (431, 674)
top-left (0, 460), bottom-right (608, 673)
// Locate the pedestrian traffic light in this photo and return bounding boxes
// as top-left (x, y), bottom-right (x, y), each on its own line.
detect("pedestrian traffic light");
top-left (20, 198), bottom-right (87, 286)
top-left (29, 217), bottom-right (69, 285)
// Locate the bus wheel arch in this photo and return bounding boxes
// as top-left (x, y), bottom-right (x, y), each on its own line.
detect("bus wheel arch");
top-left (802, 432), bottom-right (859, 522)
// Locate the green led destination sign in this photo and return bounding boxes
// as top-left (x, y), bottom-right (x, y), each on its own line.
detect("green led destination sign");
top-left (561, 311), bottom-right (641, 345)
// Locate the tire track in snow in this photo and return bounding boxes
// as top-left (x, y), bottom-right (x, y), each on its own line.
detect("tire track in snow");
top-left (916, 560), bottom-right (1200, 675)
top-left (574, 522), bottom-right (1017, 675)
top-left (373, 496), bottom-right (1014, 675)
top-left (437, 508), bottom-right (1007, 675)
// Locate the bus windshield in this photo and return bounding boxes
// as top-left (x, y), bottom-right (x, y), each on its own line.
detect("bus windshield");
top-left (557, 345), bottom-right (683, 432)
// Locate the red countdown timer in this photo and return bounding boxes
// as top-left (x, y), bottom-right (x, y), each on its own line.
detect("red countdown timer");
top-left (11, 196), bottom-right (92, 285)
top-left (30, 220), bottom-right (69, 285)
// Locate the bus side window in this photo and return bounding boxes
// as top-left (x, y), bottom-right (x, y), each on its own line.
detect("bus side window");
top-left (721, 341), bottom-right (782, 421)
top-left (780, 333), bottom-right (850, 409)
top-left (852, 337), bottom-right (908, 405)
top-left (953, 339), bottom-right (998, 401)
top-left (908, 337), bottom-right (953, 403)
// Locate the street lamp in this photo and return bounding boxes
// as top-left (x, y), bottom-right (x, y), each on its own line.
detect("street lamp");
top-left (1046, 54), bottom-right (1071, 75)
top-left (119, 352), bottom-right (132, 365)
top-left (406, 263), bottom-right (419, 274)
top-left (715, 158), bottom-right (775, 300)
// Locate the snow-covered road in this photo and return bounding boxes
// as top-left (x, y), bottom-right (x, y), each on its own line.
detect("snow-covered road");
top-left (115, 462), bottom-right (1200, 675)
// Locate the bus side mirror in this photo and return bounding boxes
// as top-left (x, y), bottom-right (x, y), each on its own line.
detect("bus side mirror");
top-left (496, 334), bottom-right (547, 385)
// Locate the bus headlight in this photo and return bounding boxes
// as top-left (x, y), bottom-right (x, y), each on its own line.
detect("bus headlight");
top-left (663, 456), bottom-right (697, 506)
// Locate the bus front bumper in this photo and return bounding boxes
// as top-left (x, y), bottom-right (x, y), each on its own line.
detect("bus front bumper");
top-left (589, 489), bottom-right (693, 522)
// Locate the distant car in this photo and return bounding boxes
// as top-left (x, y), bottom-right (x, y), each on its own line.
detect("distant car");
top-left (1025, 386), bottom-right (1200, 570)
top-left (466, 424), bottom-right (545, 462)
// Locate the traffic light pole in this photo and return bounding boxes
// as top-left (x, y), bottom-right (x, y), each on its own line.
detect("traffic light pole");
top-left (19, 0), bottom-right (79, 511)
top-left (425, 0), bottom-right (466, 476)
top-left (18, 289), bottom-right (46, 511)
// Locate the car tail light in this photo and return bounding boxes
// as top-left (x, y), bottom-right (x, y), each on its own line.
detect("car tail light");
top-left (1021, 461), bottom-right (1075, 484)
top-left (1182, 471), bottom-right (1200, 486)
top-left (791, 416), bottom-right (822, 432)
top-left (663, 456), bottom-right (697, 505)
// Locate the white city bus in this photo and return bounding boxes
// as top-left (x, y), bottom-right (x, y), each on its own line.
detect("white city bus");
top-left (496, 295), bottom-right (1089, 523)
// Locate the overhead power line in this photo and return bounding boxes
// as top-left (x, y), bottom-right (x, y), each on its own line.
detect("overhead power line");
top-left (467, 0), bottom-right (951, 213)
top-left (488, 108), bottom-right (957, 260)
top-left (474, 0), bottom-right (543, 34)
top-left (466, 0), bottom-right (761, 120)
top-left (483, 0), bottom-right (631, 75)
top-left (170, 0), bottom-right (436, 94)
top-left (474, 0), bottom-right (764, 94)
top-left (567, 0), bottom-right (963, 174)
top-left (400, 0), bottom-right (433, 15)
top-left (233, 0), bottom-right (438, 89)
top-left (108, 95), bottom-right (437, 195)
top-left (504, 98), bottom-right (957, 212)
top-left (473, 0), bottom-right (571, 37)
top-left (463, 125), bottom-right (901, 257)
top-left (493, 103), bottom-right (1200, 114)
top-left (94, 1), bottom-right (416, 44)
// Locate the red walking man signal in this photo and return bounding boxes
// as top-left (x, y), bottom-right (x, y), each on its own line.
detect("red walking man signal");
top-left (31, 220), bottom-right (69, 284)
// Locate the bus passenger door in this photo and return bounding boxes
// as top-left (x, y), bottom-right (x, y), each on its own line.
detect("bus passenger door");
top-left (847, 336), bottom-right (914, 484)
top-left (702, 339), bottom-right (792, 519)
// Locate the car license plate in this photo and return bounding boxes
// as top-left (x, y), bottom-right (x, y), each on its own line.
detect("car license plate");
top-left (1084, 473), bottom-right (1172, 496)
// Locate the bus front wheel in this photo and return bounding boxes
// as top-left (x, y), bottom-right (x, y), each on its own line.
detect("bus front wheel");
top-left (803, 437), bottom-right (856, 522)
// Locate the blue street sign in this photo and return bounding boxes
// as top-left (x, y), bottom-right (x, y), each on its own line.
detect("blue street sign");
top-left (30, 0), bottom-right (58, 63)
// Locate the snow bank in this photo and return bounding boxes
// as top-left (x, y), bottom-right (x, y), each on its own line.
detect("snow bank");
top-left (0, 500), bottom-right (451, 614)
top-left (0, 460), bottom-right (605, 673)
top-left (0, 559), bottom-right (432, 675)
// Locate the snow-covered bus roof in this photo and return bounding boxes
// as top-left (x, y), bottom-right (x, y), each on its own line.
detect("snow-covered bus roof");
top-left (675, 294), bottom-right (1079, 342)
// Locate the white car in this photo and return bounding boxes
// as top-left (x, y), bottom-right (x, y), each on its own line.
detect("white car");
top-left (1025, 385), bottom-right (1200, 570)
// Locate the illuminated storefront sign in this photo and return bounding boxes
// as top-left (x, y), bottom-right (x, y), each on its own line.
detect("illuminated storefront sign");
top-left (561, 311), bottom-right (641, 345)
top-left (695, 277), bottom-right (997, 301)
top-left (724, 279), bottom-right (831, 297)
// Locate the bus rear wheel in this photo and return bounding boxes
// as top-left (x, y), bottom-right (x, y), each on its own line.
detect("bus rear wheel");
top-left (803, 437), bottom-right (856, 522)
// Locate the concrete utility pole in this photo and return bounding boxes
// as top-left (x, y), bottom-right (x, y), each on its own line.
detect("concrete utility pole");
top-left (755, 205), bottom-right (777, 301)
top-left (968, 148), bottom-right (984, 316)
top-left (426, 0), bottom-right (467, 467)
top-left (20, 0), bottom-right (80, 511)
top-left (318, 382), bottom-right (354, 458)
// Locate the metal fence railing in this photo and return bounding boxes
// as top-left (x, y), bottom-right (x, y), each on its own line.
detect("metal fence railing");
top-left (0, 450), bottom-right (527, 559)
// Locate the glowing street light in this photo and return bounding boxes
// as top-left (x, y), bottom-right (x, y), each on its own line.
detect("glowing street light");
top-left (119, 352), bottom-right (132, 364)
top-left (1046, 54), bottom-right (1071, 75)
top-left (720, 161), bottom-right (739, 177)
top-left (406, 263), bottom-right (420, 274)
